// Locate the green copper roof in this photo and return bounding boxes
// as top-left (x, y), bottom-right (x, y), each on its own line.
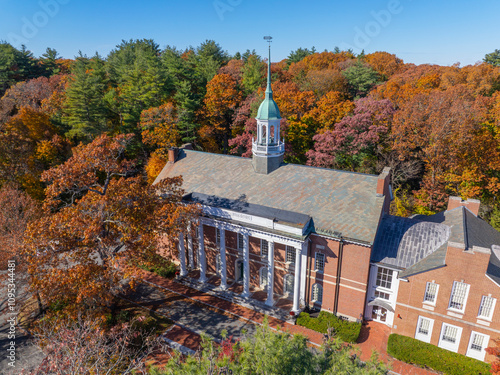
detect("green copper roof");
top-left (256, 44), bottom-right (281, 120)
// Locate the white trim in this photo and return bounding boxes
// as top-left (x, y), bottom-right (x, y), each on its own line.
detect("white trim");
top-left (423, 281), bottom-right (439, 306)
top-left (312, 283), bottom-right (323, 304)
top-left (477, 295), bottom-right (496, 321)
top-left (466, 331), bottom-right (489, 361)
top-left (396, 301), bottom-right (500, 335)
top-left (415, 315), bottom-right (434, 343)
top-left (447, 281), bottom-right (470, 314)
top-left (438, 322), bottom-right (462, 353)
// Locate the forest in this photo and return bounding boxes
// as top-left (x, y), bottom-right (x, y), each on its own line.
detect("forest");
top-left (2, 39), bottom-right (500, 224)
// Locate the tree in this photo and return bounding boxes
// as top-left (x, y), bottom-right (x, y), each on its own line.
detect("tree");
top-left (140, 102), bottom-right (180, 158)
top-left (41, 47), bottom-right (62, 76)
top-left (194, 40), bottom-right (229, 83)
top-left (201, 73), bottom-right (242, 153)
top-left (152, 321), bottom-right (387, 374)
top-left (23, 316), bottom-right (161, 375)
top-left (307, 97), bottom-right (394, 172)
top-left (0, 185), bottom-right (38, 269)
top-left (484, 49), bottom-right (500, 67)
top-left (64, 54), bottom-right (110, 140)
top-left (241, 55), bottom-right (265, 95)
top-left (365, 52), bottom-right (404, 80)
top-left (287, 47), bottom-right (316, 65)
top-left (23, 134), bottom-right (198, 318)
top-left (341, 60), bottom-right (381, 98)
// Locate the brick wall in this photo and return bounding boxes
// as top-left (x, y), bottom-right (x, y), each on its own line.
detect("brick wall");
top-left (393, 244), bottom-right (500, 361)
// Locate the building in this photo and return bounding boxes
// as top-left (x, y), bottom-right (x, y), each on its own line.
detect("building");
top-left (154, 45), bottom-right (392, 321)
top-left (153, 45), bottom-right (500, 363)
top-left (369, 197), bottom-right (500, 361)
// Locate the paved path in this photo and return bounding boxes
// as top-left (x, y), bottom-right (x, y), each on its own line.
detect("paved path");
top-left (135, 269), bottom-right (438, 375)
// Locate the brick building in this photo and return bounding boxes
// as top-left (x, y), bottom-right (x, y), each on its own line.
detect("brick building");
top-left (154, 46), bottom-right (392, 320)
top-left (154, 45), bottom-right (500, 363)
top-left (369, 197), bottom-right (500, 361)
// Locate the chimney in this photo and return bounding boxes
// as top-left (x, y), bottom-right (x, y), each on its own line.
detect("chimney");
top-left (168, 147), bottom-right (179, 164)
top-left (376, 167), bottom-right (392, 214)
top-left (447, 196), bottom-right (480, 216)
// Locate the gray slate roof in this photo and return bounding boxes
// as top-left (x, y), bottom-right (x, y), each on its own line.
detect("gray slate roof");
top-left (373, 206), bottom-right (500, 280)
top-left (371, 216), bottom-right (450, 273)
top-left (154, 150), bottom-right (385, 243)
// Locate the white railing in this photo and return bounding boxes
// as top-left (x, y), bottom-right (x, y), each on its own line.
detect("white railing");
top-left (252, 139), bottom-right (285, 155)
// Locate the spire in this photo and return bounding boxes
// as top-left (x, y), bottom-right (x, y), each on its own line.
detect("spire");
top-left (266, 41), bottom-right (272, 98)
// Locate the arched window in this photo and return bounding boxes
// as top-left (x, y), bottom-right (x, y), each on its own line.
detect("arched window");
top-left (259, 267), bottom-right (268, 289)
top-left (312, 284), bottom-right (323, 304)
top-left (284, 274), bottom-right (294, 294)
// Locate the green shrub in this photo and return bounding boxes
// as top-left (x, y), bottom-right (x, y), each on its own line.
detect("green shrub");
top-left (138, 259), bottom-right (177, 278)
top-left (387, 334), bottom-right (491, 375)
top-left (296, 311), bottom-right (361, 343)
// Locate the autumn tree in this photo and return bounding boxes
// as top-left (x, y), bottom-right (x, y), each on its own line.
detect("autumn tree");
top-left (365, 52), bottom-right (404, 80)
top-left (0, 185), bottom-right (38, 269)
top-left (24, 316), bottom-right (161, 375)
top-left (140, 102), bottom-right (180, 158)
top-left (201, 73), bottom-right (242, 153)
top-left (23, 134), bottom-right (198, 318)
top-left (307, 97), bottom-right (394, 172)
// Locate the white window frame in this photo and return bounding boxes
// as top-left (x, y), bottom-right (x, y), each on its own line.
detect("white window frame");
top-left (423, 282), bottom-right (439, 305)
top-left (478, 295), bottom-right (496, 321)
top-left (315, 252), bottom-right (325, 272)
top-left (448, 281), bottom-right (470, 314)
top-left (260, 239), bottom-right (269, 258)
top-left (312, 283), bottom-right (323, 304)
top-left (414, 316), bottom-right (434, 343)
top-left (438, 323), bottom-right (462, 353)
top-left (237, 233), bottom-right (244, 251)
top-left (284, 274), bottom-right (294, 294)
top-left (375, 267), bottom-right (393, 290)
top-left (466, 331), bottom-right (490, 361)
top-left (285, 246), bottom-right (295, 264)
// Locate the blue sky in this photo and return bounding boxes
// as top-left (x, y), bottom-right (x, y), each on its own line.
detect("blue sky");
top-left (1, 0), bottom-right (499, 66)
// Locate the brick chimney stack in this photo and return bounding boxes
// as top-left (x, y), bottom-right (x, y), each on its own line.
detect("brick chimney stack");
top-left (447, 196), bottom-right (480, 216)
top-left (168, 147), bottom-right (179, 164)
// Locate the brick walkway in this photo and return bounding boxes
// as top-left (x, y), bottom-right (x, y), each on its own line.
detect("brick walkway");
top-left (136, 269), bottom-right (437, 375)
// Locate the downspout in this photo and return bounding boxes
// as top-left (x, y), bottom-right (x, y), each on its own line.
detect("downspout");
top-left (334, 236), bottom-right (344, 315)
top-left (306, 237), bottom-right (313, 309)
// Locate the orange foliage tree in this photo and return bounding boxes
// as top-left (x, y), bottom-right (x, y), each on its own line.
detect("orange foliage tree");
top-left (140, 102), bottom-right (180, 158)
top-left (23, 134), bottom-right (199, 318)
top-left (201, 73), bottom-right (242, 153)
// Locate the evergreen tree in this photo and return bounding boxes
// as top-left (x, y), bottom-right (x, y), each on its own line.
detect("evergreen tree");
top-left (174, 80), bottom-right (200, 144)
top-left (341, 60), bottom-right (381, 99)
top-left (241, 54), bottom-right (265, 95)
top-left (41, 47), bottom-right (61, 76)
top-left (64, 54), bottom-right (110, 141)
top-left (484, 49), bottom-right (500, 67)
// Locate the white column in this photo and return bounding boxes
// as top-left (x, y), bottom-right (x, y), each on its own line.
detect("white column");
top-left (241, 234), bottom-right (250, 298)
top-left (187, 232), bottom-right (194, 270)
top-left (178, 233), bottom-right (187, 277)
top-left (293, 246), bottom-right (302, 313)
top-left (219, 229), bottom-right (227, 290)
top-left (198, 224), bottom-right (207, 283)
top-left (266, 241), bottom-right (274, 306)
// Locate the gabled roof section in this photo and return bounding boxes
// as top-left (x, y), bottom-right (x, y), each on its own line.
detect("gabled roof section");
top-left (154, 149), bottom-right (385, 243)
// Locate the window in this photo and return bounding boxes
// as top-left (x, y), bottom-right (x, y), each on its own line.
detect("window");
top-left (376, 267), bottom-right (392, 289)
top-left (216, 228), bottom-right (221, 246)
top-left (315, 252), bottom-right (325, 272)
top-left (438, 323), bottom-right (462, 352)
top-left (312, 284), bottom-right (323, 303)
top-left (478, 295), bottom-right (496, 320)
top-left (286, 246), bottom-right (295, 264)
top-left (466, 332), bottom-right (489, 361)
top-left (374, 290), bottom-right (390, 300)
top-left (415, 316), bottom-right (434, 343)
top-left (448, 281), bottom-right (469, 312)
top-left (424, 282), bottom-right (439, 304)
top-left (237, 233), bottom-right (244, 251)
top-left (284, 274), bottom-right (294, 294)
top-left (261, 239), bottom-right (269, 258)
top-left (215, 253), bottom-right (221, 275)
top-left (259, 267), bottom-right (268, 289)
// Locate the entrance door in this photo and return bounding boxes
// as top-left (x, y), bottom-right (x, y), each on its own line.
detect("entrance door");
top-left (236, 261), bottom-right (244, 282)
top-left (371, 306), bottom-right (387, 322)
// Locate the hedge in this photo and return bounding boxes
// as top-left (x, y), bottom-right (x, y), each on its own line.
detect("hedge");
top-left (296, 311), bottom-right (361, 343)
top-left (387, 334), bottom-right (491, 375)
